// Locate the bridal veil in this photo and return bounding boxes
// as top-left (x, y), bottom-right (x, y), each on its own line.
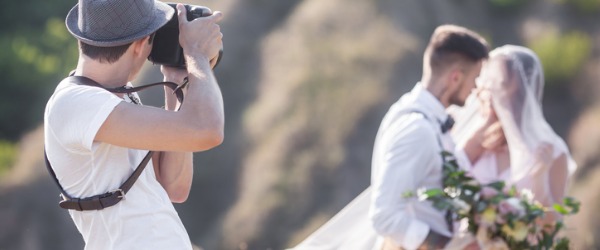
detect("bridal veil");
top-left (452, 45), bottom-right (577, 200)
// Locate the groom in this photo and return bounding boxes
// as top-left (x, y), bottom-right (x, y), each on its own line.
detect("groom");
top-left (369, 25), bottom-right (500, 250)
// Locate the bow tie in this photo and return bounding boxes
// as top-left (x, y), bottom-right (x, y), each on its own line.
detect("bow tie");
top-left (441, 115), bottom-right (454, 133)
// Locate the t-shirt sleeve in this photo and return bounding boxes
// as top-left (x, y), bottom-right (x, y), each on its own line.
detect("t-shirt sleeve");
top-left (47, 84), bottom-right (123, 153)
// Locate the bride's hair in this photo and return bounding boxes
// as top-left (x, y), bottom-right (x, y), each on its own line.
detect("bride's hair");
top-left (498, 56), bottom-right (527, 127)
top-left (423, 25), bottom-right (489, 77)
top-left (491, 48), bottom-right (544, 130)
top-left (514, 51), bottom-right (544, 104)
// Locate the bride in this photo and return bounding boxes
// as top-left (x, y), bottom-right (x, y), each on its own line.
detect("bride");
top-left (291, 45), bottom-right (576, 250)
top-left (446, 45), bottom-right (577, 248)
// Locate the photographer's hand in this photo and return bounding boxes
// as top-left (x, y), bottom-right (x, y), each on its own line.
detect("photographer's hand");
top-left (177, 4), bottom-right (223, 66)
top-left (152, 5), bottom-right (224, 203)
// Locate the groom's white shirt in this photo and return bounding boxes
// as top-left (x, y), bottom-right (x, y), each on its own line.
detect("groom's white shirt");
top-left (369, 83), bottom-right (471, 250)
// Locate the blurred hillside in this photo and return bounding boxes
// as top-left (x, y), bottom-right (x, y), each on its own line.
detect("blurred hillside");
top-left (1, 0), bottom-right (600, 249)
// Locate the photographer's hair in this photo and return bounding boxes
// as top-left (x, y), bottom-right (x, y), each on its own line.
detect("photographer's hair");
top-left (423, 25), bottom-right (489, 77)
top-left (79, 33), bottom-right (155, 64)
top-left (80, 42), bottom-right (132, 63)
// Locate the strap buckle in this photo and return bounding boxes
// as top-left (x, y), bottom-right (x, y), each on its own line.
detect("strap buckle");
top-left (114, 189), bottom-right (126, 199)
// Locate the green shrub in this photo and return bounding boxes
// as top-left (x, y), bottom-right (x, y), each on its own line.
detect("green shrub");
top-left (0, 18), bottom-right (78, 141)
top-left (489, 0), bottom-right (525, 8)
top-left (528, 31), bottom-right (592, 86)
top-left (557, 0), bottom-right (600, 13)
top-left (0, 140), bottom-right (17, 176)
top-left (0, 1), bottom-right (77, 142)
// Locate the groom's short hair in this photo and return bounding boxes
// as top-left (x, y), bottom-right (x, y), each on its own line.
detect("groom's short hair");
top-left (424, 25), bottom-right (489, 74)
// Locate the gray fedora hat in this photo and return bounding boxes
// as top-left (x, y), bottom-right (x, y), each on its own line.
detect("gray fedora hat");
top-left (66, 0), bottom-right (175, 47)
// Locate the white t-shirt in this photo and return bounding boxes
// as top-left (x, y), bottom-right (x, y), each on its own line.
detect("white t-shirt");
top-left (44, 77), bottom-right (192, 250)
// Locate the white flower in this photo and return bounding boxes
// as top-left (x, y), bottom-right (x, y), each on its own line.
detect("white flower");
top-left (416, 188), bottom-right (428, 201)
top-left (505, 197), bottom-right (526, 217)
top-left (520, 189), bottom-right (535, 203)
top-left (444, 187), bottom-right (460, 198)
top-left (452, 199), bottom-right (471, 214)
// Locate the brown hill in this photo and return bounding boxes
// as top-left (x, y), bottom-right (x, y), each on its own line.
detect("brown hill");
top-left (1, 0), bottom-right (599, 249)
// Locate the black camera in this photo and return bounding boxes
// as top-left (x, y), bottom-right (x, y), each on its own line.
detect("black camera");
top-left (148, 3), bottom-right (223, 69)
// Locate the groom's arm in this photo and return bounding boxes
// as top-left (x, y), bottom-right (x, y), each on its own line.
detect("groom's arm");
top-left (369, 118), bottom-right (445, 250)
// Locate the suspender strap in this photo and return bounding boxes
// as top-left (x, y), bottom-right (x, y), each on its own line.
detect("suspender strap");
top-left (44, 75), bottom-right (185, 211)
top-left (402, 108), bottom-right (454, 233)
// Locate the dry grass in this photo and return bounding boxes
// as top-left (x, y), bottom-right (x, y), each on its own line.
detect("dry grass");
top-left (565, 104), bottom-right (600, 249)
top-left (221, 0), bottom-right (417, 248)
top-left (0, 126), bottom-right (45, 190)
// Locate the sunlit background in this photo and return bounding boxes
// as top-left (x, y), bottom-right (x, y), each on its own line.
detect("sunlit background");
top-left (1, 0), bottom-right (599, 249)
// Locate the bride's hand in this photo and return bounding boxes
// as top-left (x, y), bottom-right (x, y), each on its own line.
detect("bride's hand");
top-left (481, 119), bottom-right (505, 151)
top-left (479, 97), bottom-right (506, 151)
top-left (461, 92), bottom-right (506, 163)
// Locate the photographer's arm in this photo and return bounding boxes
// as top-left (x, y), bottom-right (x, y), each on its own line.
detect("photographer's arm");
top-left (152, 151), bottom-right (193, 203)
top-left (94, 7), bottom-right (224, 153)
top-left (151, 70), bottom-right (194, 203)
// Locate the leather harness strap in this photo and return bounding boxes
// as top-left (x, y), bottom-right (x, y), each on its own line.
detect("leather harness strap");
top-left (44, 75), bottom-right (186, 211)
top-left (45, 149), bottom-right (154, 211)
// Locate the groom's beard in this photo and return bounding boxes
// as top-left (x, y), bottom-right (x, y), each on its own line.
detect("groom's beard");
top-left (449, 93), bottom-right (466, 107)
top-left (447, 81), bottom-right (471, 107)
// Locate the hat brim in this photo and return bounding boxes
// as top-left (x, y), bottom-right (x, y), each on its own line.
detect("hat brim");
top-left (65, 1), bottom-right (174, 47)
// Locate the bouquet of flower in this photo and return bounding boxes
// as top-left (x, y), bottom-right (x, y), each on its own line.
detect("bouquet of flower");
top-left (404, 151), bottom-right (580, 250)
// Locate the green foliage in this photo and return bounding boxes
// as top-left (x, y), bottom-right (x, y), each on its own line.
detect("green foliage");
top-left (529, 31), bottom-right (592, 86)
top-left (0, 140), bottom-right (17, 176)
top-left (554, 197), bottom-right (581, 215)
top-left (0, 1), bottom-right (78, 141)
top-left (489, 0), bottom-right (526, 8)
top-left (556, 0), bottom-right (600, 13)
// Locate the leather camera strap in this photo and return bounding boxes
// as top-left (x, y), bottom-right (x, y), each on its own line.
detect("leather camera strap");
top-left (44, 75), bottom-right (186, 211)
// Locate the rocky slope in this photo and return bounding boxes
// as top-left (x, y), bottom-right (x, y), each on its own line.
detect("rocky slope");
top-left (1, 0), bottom-right (599, 249)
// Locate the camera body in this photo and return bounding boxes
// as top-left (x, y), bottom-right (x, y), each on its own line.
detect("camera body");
top-left (148, 3), bottom-right (222, 69)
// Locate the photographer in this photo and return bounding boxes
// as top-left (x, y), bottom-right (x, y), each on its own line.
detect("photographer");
top-left (43, 0), bottom-right (223, 249)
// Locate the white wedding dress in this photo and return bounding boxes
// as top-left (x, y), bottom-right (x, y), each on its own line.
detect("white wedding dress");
top-left (292, 45), bottom-right (577, 250)
top-left (291, 188), bottom-right (381, 250)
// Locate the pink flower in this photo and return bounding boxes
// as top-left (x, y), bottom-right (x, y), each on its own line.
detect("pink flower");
top-left (495, 214), bottom-right (506, 224)
top-left (481, 186), bottom-right (499, 199)
top-left (498, 200), bottom-right (512, 216)
top-left (474, 214), bottom-right (482, 224)
top-left (527, 233), bottom-right (539, 245)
